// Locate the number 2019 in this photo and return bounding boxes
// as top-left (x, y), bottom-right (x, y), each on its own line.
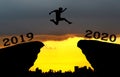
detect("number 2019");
top-left (3, 32), bottom-right (34, 46)
top-left (85, 30), bottom-right (116, 42)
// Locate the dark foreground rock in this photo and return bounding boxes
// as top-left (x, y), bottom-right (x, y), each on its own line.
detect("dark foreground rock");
top-left (0, 41), bottom-right (44, 77)
top-left (77, 40), bottom-right (120, 77)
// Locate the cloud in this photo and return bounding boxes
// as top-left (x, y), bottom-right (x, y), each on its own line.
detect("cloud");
top-left (34, 34), bottom-right (83, 41)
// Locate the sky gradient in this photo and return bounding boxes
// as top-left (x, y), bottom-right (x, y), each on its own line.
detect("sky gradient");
top-left (0, 0), bottom-right (120, 35)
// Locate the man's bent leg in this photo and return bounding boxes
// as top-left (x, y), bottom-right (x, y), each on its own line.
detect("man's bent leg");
top-left (50, 19), bottom-right (59, 25)
top-left (61, 18), bottom-right (72, 24)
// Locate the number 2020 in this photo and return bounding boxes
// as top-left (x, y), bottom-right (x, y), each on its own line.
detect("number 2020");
top-left (3, 32), bottom-right (34, 46)
top-left (85, 30), bottom-right (116, 42)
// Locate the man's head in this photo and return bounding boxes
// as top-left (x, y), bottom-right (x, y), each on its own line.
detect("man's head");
top-left (59, 7), bottom-right (63, 11)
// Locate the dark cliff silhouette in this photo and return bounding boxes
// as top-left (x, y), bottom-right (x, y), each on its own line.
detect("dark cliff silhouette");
top-left (77, 40), bottom-right (120, 77)
top-left (0, 41), bottom-right (44, 77)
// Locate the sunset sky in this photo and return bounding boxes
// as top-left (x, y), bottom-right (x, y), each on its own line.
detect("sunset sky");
top-left (29, 35), bottom-right (120, 72)
top-left (30, 36), bottom-right (92, 72)
top-left (0, 0), bottom-right (120, 73)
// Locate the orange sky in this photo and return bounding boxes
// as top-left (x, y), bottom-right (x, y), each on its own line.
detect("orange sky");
top-left (0, 34), bottom-right (120, 73)
top-left (29, 34), bottom-right (120, 72)
top-left (30, 36), bottom-right (92, 72)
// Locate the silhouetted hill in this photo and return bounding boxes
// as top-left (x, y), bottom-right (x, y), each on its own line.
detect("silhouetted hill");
top-left (77, 40), bottom-right (120, 77)
top-left (0, 41), bottom-right (44, 77)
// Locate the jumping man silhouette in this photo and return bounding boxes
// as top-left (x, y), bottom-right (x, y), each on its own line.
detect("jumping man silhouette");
top-left (49, 7), bottom-right (72, 25)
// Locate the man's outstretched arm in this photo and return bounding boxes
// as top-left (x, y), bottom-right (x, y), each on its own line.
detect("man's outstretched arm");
top-left (49, 10), bottom-right (56, 15)
top-left (62, 8), bottom-right (67, 12)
